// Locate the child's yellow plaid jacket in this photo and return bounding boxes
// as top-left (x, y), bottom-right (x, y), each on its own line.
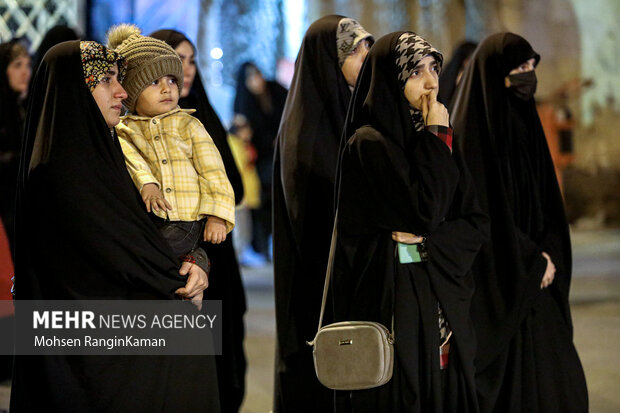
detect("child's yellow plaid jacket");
top-left (116, 107), bottom-right (235, 232)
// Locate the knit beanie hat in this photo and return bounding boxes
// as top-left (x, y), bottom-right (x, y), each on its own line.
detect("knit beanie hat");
top-left (106, 24), bottom-right (183, 112)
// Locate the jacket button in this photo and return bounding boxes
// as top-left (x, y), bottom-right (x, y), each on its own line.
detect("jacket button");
top-left (154, 136), bottom-right (160, 141)
top-left (165, 188), bottom-right (172, 193)
top-left (152, 119), bottom-right (157, 124)
top-left (162, 159), bottom-right (167, 164)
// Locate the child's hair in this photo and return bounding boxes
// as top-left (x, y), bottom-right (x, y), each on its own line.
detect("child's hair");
top-left (106, 24), bottom-right (183, 112)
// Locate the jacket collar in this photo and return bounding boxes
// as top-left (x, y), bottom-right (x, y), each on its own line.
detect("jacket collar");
top-left (122, 106), bottom-right (196, 121)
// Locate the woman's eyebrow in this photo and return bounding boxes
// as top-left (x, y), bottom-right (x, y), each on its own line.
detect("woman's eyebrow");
top-left (412, 57), bottom-right (437, 71)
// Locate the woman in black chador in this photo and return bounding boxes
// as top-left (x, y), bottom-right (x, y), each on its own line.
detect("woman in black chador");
top-left (450, 33), bottom-right (588, 413)
top-left (11, 40), bottom-right (219, 412)
top-left (272, 14), bottom-right (373, 413)
top-left (151, 29), bottom-right (247, 413)
top-left (234, 61), bottom-right (287, 258)
top-left (0, 39), bottom-right (31, 249)
top-left (332, 31), bottom-right (488, 413)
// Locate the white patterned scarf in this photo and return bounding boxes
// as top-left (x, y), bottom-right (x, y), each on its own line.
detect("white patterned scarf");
top-left (336, 18), bottom-right (373, 67)
top-left (395, 32), bottom-right (443, 131)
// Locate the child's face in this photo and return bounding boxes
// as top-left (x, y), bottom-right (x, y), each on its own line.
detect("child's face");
top-left (135, 75), bottom-right (179, 117)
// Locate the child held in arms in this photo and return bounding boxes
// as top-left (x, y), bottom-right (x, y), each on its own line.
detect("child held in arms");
top-left (107, 24), bottom-right (235, 276)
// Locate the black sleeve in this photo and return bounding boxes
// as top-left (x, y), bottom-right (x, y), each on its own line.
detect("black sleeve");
top-left (350, 128), bottom-right (461, 235)
top-left (425, 146), bottom-right (489, 279)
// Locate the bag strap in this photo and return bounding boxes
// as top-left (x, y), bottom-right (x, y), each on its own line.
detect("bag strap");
top-left (315, 220), bottom-right (338, 333)
top-left (313, 214), bottom-right (394, 340)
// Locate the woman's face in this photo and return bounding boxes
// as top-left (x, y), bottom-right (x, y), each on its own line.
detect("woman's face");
top-left (7, 53), bottom-right (31, 96)
top-left (175, 40), bottom-right (196, 98)
top-left (403, 55), bottom-right (440, 110)
top-left (341, 39), bottom-right (371, 87)
top-left (504, 58), bottom-right (536, 88)
top-left (245, 66), bottom-right (266, 95)
top-left (91, 63), bottom-right (128, 128)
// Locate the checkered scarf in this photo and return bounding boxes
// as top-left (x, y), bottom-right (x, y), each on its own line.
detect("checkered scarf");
top-left (395, 32), bottom-right (443, 131)
top-left (336, 18), bottom-right (373, 67)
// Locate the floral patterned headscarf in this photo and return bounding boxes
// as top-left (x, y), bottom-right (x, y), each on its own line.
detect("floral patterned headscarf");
top-left (80, 41), bottom-right (126, 92)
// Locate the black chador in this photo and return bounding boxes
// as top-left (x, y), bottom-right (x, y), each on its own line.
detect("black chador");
top-left (332, 31), bottom-right (488, 413)
top-left (272, 14), bottom-right (369, 413)
top-left (450, 32), bottom-right (588, 413)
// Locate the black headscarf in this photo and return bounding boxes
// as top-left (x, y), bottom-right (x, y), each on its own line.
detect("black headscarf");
top-left (275, 15), bottom-right (354, 252)
top-left (11, 40), bottom-right (221, 412)
top-left (150, 29), bottom-right (244, 205)
top-left (438, 41), bottom-right (477, 106)
top-left (332, 31), bottom-right (488, 412)
top-left (31, 25), bottom-right (79, 77)
top-left (149, 29), bottom-right (248, 413)
top-left (272, 15), bottom-right (374, 413)
top-left (451, 33), bottom-right (587, 412)
top-left (0, 39), bottom-right (29, 249)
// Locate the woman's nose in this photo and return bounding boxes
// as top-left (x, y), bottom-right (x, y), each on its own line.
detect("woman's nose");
top-left (116, 83), bottom-right (128, 99)
top-left (425, 71), bottom-right (438, 89)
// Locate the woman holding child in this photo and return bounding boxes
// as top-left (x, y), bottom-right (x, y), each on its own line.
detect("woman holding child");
top-left (11, 39), bottom-right (220, 411)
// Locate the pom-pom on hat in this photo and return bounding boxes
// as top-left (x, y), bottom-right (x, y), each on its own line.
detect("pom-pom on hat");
top-left (106, 24), bottom-right (183, 112)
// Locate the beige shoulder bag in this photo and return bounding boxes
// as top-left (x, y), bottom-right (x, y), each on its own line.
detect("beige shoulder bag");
top-left (307, 226), bottom-right (394, 391)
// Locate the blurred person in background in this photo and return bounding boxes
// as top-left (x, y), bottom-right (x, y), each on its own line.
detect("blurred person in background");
top-left (0, 39), bottom-right (31, 252)
top-left (228, 114), bottom-right (265, 268)
top-left (234, 62), bottom-right (287, 261)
